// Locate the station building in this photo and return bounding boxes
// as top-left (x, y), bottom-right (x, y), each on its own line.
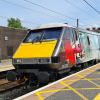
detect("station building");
top-left (0, 26), bottom-right (27, 59)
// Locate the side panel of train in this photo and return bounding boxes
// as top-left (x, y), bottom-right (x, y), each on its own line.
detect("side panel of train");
top-left (78, 31), bottom-right (100, 63)
top-left (57, 27), bottom-right (100, 72)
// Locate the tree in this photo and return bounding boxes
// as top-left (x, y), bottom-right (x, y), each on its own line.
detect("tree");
top-left (7, 18), bottom-right (23, 28)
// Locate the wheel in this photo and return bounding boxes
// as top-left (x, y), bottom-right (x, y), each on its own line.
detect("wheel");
top-left (95, 59), bottom-right (99, 64)
top-left (6, 71), bottom-right (17, 81)
top-left (25, 74), bottom-right (38, 86)
top-left (81, 62), bottom-right (88, 69)
top-left (49, 72), bottom-right (58, 82)
top-left (38, 72), bottom-right (50, 84)
top-left (83, 62), bottom-right (88, 68)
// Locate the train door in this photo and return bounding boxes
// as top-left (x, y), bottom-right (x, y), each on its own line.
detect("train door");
top-left (61, 27), bottom-right (70, 63)
top-left (78, 32), bottom-right (90, 62)
top-left (98, 36), bottom-right (100, 58)
top-left (63, 27), bottom-right (77, 65)
top-left (98, 36), bottom-right (100, 49)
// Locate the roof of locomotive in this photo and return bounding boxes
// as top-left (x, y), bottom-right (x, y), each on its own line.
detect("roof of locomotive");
top-left (80, 29), bottom-right (100, 36)
top-left (31, 23), bottom-right (100, 35)
top-left (32, 23), bottom-right (73, 30)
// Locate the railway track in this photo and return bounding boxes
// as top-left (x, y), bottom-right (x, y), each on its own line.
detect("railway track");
top-left (0, 80), bottom-right (25, 93)
top-left (0, 63), bottom-right (96, 100)
top-left (0, 79), bottom-right (38, 100)
top-left (0, 79), bottom-right (9, 86)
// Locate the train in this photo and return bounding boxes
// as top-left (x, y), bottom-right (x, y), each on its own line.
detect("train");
top-left (7, 23), bottom-right (100, 85)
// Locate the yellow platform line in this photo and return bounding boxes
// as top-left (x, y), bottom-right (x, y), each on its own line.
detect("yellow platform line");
top-left (38, 87), bottom-right (100, 94)
top-left (35, 92), bottom-right (44, 100)
top-left (38, 88), bottom-right (70, 94)
top-left (86, 68), bottom-right (100, 72)
top-left (77, 74), bottom-right (100, 88)
top-left (85, 78), bottom-right (100, 80)
top-left (63, 78), bottom-right (100, 83)
top-left (93, 72), bottom-right (100, 74)
top-left (60, 81), bottom-right (88, 100)
top-left (93, 93), bottom-right (100, 100)
top-left (75, 88), bottom-right (100, 90)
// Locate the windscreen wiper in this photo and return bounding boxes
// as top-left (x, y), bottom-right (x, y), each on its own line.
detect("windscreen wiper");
top-left (32, 36), bottom-right (41, 43)
top-left (39, 31), bottom-right (45, 43)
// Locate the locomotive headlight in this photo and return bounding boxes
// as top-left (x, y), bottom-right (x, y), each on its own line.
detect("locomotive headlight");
top-left (16, 59), bottom-right (22, 63)
top-left (39, 58), bottom-right (50, 63)
top-left (13, 59), bottom-right (22, 64)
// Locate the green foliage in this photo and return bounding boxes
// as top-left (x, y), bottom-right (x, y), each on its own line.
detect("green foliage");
top-left (7, 18), bottom-right (23, 28)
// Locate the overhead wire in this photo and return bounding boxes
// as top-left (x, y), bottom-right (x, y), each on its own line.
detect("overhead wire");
top-left (64, 0), bottom-right (95, 19)
top-left (0, 0), bottom-right (66, 21)
top-left (23, 0), bottom-right (76, 20)
top-left (82, 0), bottom-right (100, 15)
top-left (64, 0), bottom-right (100, 28)
top-left (0, 0), bottom-right (88, 28)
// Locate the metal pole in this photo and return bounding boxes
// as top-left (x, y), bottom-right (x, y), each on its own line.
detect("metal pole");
top-left (77, 19), bottom-right (79, 29)
top-left (76, 19), bottom-right (79, 35)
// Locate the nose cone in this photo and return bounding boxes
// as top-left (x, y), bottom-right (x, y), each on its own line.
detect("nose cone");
top-left (13, 40), bottom-right (57, 58)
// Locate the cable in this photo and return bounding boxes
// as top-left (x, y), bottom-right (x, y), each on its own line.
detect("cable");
top-left (64, 0), bottom-right (95, 18)
top-left (0, 0), bottom-right (66, 21)
top-left (0, 0), bottom-right (87, 28)
top-left (23, 0), bottom-right (76, 20)
top-left (82, 0), bottom-right (100, 15)
top-left (0, 0), bottom-right (81, 28)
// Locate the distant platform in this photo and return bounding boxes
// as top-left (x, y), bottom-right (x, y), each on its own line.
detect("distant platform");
top-left (0, 59), bottom-right (14, 72)
top-left (15, 63), bottom-right (100, 100)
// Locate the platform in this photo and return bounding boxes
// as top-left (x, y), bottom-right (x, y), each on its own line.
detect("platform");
top-left (15, 63), bottom-right (100, 100)
top-left (0, 59), bottom-right (14, 72)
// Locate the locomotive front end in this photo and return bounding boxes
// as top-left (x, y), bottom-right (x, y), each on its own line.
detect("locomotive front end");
top-left (7, 27), bottom-right (63, 84)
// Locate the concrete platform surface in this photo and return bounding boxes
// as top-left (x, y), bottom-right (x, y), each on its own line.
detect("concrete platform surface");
top-left (15, 63), bottom-right (100, 100)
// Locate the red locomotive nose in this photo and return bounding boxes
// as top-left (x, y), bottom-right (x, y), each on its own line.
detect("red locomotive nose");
top-left (65, 41), bottom-right (76, 65)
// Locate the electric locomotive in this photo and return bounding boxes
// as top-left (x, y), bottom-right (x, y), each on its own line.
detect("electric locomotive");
top-left (7, 23), bottom-right (100, 85)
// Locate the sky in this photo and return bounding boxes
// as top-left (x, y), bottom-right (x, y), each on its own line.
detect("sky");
top-left (0, 0), bottom-right (100, 29)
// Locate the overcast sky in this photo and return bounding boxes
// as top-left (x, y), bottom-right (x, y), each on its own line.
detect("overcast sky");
top-left (0, 0), bottom-right (100, 29)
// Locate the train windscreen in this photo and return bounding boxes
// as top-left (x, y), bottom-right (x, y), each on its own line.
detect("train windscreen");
top-left (23, 27), bottom-right (62, 43)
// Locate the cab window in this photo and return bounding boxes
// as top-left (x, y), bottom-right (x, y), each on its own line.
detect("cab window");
top-left (63, 28), bottom-right (70, 40)
top-left (69, 28), bottom-right (74, 42)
